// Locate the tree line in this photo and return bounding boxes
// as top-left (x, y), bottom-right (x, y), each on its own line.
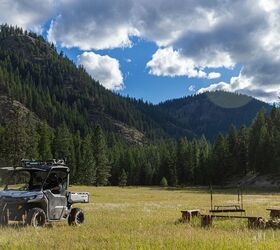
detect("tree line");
top-left (0, 104), bottom-right (279, 186)
top-left (0, 104), bottom-right (110, 185)
top-left (111, 107), bottom-right (280, 186)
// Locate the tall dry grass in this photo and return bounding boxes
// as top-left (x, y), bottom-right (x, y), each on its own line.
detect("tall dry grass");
top-left (0, 186), bottom-right (279, 249)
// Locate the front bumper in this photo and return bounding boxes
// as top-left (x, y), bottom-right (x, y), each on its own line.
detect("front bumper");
top-left (0, 198), bottom-right (27, 221)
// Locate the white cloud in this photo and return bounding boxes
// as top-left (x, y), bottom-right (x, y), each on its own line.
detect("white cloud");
top-left (197, 72), bottom-right (280, 103)
top-left (47, 0), bottom-right (138, 50)
top-left (0, 0), bottom-right (55, 32)
top-left (77, 52), bottom-right (124, 91)
top-left (259, 0), bottom-right (279, 12)
top-left (147, 47), bottom-right (224, 80)
top-left (146, 47), bottom-right (207, 78)
top-left (46, 0), bottom-right (223, 50)
top-left (207, 72), bottom-right (221, 79)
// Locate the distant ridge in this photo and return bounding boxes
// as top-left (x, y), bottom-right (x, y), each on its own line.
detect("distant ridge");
top-left (158, 91), bottom-right (271, 140)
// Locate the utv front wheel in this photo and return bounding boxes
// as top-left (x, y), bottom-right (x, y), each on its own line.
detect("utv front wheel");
top-left (68, 208), bottom-right (85, 226)
top-left (27, 208), bottom-right (46, 228)
top-left (0, 213), bottom-right (8, 226)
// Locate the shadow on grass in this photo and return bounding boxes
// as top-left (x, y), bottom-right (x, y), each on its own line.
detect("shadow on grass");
top-left (146, 186), bottom-right (280, 196)
top-left (0, 222), bottom-right (54, 230)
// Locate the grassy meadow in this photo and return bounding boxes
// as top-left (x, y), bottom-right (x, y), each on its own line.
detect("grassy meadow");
top-left (1, 186), bottom-right (280, 249)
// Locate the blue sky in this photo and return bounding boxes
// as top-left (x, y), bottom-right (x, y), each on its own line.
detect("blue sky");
top-left (54, 35), bottom-right (241, 104)
top-left (1, 0), bottom-right (280, 104)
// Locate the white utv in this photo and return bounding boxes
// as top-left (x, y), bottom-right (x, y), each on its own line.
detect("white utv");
top-left (0, 160), bottom-right (89, 227)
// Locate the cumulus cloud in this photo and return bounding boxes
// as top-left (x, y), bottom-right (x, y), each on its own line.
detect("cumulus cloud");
top-left (47, 0), bottom-right (222, 50)
top-left (0, 0), bottom-right (55, 32)
top-left (77, 52), bottom-right (124, 91)
top-left (47, 0), bottom-right (138, 50)
top-left (147, 47), bottom-right (207, 78)
top-left (173, 0), bottom-right (280, 103)
top-left (197, 71), bottom-right (280, 103)
top-left (143, 0), bottom-right (280, 102)
top-left (198, 73), bottom-right (251, 94)
top-left (207, 72), bottom-right (221, 79)
top-left (147, 47), bottom-right (223, 80)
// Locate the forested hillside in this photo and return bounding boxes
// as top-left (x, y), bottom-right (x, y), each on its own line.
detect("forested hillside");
top-left (158, 91), bottom-right (271, 141)
top-left (0, 25), bottom-right (270, 142)
top-left (110, 108), bottom-right (280, 186)
top-left (0, 24), bottom-right (276, 186)
top-left (0, 25), bottom-right (196, 144)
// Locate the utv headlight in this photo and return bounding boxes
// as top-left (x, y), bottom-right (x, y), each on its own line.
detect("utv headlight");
top-left (23, 196), bottom-right (30, 200)
top-left (27, 194), bottom-right (43, 203)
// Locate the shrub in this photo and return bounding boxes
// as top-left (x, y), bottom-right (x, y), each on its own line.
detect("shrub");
top-left (160, 177), bottom-right (168, 187)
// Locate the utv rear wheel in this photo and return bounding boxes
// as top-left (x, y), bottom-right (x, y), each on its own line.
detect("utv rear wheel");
top-left (27, 208), bottom-right (46, 228)
top-left (68, 208), bottom-right (84, 226)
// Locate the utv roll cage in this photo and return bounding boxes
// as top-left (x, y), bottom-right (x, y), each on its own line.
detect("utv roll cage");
top-left (3, 159), bottom-right (70, 191)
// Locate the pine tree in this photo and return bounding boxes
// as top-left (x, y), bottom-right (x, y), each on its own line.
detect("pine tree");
top-left (177, 137), bottom-right (190, 185)
top-left (248, 110), bottom-right (266, 172)
top-left (211, 133), bottom-right (229, 184)
top-left (141, 162), bottom-right (154, 185)
top-left (118, 168), bottom-right (127, 187)
top-left (93, 124), bottom-right (111, 186)
top-left (54, 123), bottom-right (71, 159)
top-left (197, 136), bottom-right (210, 185)
top-left (0, 125), bottom-right (6, 167)
top-left (25, 112), bottom-right (39, 160)
top-left (124, 149), bottom-right (137, 184)
top-left (2, 106), bottom-right (29, 167)
top-left (68, 134), bottom-right (77, 180)
top-left (38, 120), bottom-right (53, 160)
top-left (191, 139), bottom-right (200, 184)
top-left (164, 140), bottom-right (177, 186)
top-left (256, 124), bottom-right (271, 173)
top-left (80, 134), bottom-right (96, 185)
top-left (236, 126), bottom-right (249, 175)
top-left (269, 107), bottom-right (280, 172)
top-left (74, 131), bottom-right (82, 181)
top-left (108, 142), bottom-right (123, 185)
top-left (227, 125), bottom-right (239, 175)
top-left (54, 123), bottom-right (76, 177)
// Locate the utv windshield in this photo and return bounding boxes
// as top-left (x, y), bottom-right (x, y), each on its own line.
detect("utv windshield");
top-left (5, 170), bottom-right (48, 191)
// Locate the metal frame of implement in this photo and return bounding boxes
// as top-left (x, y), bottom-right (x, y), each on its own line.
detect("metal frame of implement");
top-left (209, 185), bottom-right (245, 213)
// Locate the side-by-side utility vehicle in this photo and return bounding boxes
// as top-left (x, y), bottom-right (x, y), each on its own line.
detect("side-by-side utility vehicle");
top-left (0, 160), bottom-right (89, 227)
